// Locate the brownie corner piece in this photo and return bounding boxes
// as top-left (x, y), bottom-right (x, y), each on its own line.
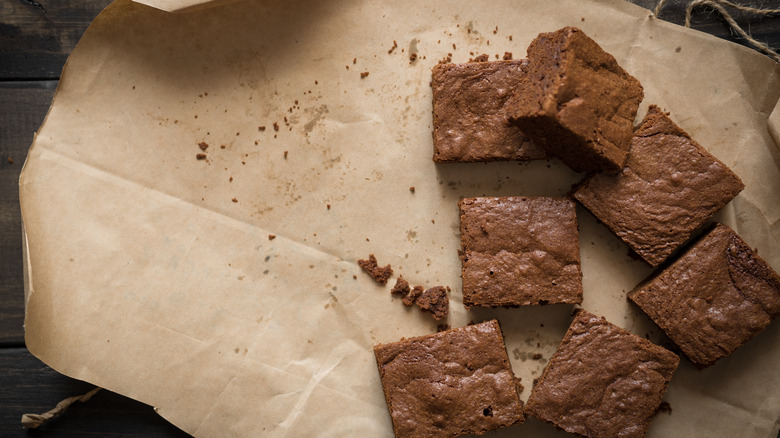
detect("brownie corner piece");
top-left (525, 309), bottom-right (679, 437)
top-left (374, 320), bottom-right (524, 437)
top-left (508, 26), bottom-right (643, 173)
top-left (459, 196), bottom-right (582, 308)
top-left (628, 223), bottom-right (780, 367)
top-left (573, 105), bottom-right (744, 267)
top-left (431, 59), bottom-right (545, 163)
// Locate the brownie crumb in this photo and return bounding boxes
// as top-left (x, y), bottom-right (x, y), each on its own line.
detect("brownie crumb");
top-left (353, 274), bottom-right (357, 279)
top-left (258, 126), bottom-right (266, 131)
top-left (326, 204), bottom-right (331, 210)
top-left (503, 51), bottom-right (513, 60)
top-left (391, 276), bottom-right (411, 297)
top-left (273, 122), bottom-right (280, 132)
top-left (220, 145), bottom-right (226, 149)
top-left (403, 285), bottom-right (424, 306)
top-left (198, 142), bottom-right (209, 151)
top-left (7, 157), bottom-right (13, 164)
top-left (231, 198), bottom-right (238, 203)
top-left (353, 57), bottom-right (357, 64)
top-left (360, 71), bottom-right (370, 78)
top-left (358, 254), bottom-right (393, 284)
top-left (268, 234), bottom-right (276, 240)
top-left (415, 286), bottom-right (449, 320)
top-left (532, 353), bottom-right (543, 360)
top-left (196, 153), bottom-right (207, 160)
top-left (469, 53), bottom-right (490, 62)
top-left (388, 40), bottom-right (398, 54)
top-left (409, 52), bottom-right (418, 62)
top-left (436, 324), bottom-right (451, 332)
top-left (409, 186), bottom-right (415, 193)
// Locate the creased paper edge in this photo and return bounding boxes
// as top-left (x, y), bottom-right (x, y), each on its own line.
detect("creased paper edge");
top-left (132, 0), bottom-right (242, 13)
top-left (768, 100), bottom-right (780, 153)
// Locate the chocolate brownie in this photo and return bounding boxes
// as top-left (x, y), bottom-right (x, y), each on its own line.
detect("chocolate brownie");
top-left (573, 105), bottom-right (745, 267)
top-left (459, 197), bottom-right (582, 308)
top-left (432, 59), bottom-right (546, 162)
top-left (525, 310), bottom-right (679, 438)
top-left (414, 286), bottom-right (449, 320)
top-left (629, 223), bottom-right (780, 368)
top-left (390, 276), bottom-right (410, 297)
top-left (358, 254), bottom-right (393, 283)
top-left (374, 320), bottom-right (524, 437)
top-left (508, 27), bottom-right (643, 172)
top-left (403, 285), bottom-right (424, 307)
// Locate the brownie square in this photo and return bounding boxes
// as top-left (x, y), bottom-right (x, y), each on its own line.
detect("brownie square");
top-left (432, 59), bottom-right (546, 162)
top-left (573, 105), bottom-right (744, 267)
top-left (508, 27), bottom-right (643, 173)
top-left (629, 223), bottom-right (780, 368)
top-left (459, 197), bottom-right (582, 308)
top-left (374, 320), bottom-right (524, 438)
top-left (526, 310), bottom-right (679, 438)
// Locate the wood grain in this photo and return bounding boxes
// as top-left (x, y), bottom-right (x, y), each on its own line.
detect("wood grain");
top-left (0, 0), bottom-right (112, 79)
top-left (0, 81), bottom-right (56, 345)
top-left (0, 348), bottom-right (189, 437)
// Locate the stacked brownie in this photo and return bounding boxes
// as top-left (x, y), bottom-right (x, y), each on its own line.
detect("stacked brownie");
top-left (371, 25), bottom-right (778, 438)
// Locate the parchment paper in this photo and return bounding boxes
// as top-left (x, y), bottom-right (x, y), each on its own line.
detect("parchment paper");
top-left (20, 0), bottom-right (780, 436)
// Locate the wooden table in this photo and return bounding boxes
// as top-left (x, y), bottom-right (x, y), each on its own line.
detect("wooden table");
top-left (1, 1), bottom-right (778, 436)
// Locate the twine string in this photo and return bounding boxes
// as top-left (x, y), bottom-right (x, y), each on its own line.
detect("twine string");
top-left (654, 0), bottom-right (780, 62)
top-left (21, 387), bottom-right (101, 429)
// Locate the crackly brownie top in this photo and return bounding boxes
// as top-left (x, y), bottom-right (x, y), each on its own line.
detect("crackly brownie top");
top-left (573, 105), bottom-right (745, 267)
top-left (374, 320), bottom-right (523, 437)
top-left (509, 26), bottom-right (643, 172)
top-left (525, 310), bottom-right (679, 438)
top-left (432, 59), bottom-right (545, 162)
top-left (459, 197), bottom-right (582, 306)
top-left (629, 224), bottom-right (780, 367)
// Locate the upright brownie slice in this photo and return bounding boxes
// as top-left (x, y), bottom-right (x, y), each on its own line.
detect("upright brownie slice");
top-left (629, 223), bottom-right (780, 368)
top-left (432, 59), bottom-right (546, 162)
top-left (459, 197), bottom-right (582, 308)
top-left (573, 105), bottom-right (744, 267)
top-left (508, 27), bottom-right (643, 172)
top-left (374, 320), bottom-right (524, 438)
top-left (526, 310), bottom-right (679, 438)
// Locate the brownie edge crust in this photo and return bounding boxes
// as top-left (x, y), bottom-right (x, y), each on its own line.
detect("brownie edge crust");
top-left (374, 320), bottom-right (524, 437)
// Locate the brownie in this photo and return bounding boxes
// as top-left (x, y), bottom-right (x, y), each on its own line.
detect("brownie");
top-left (432, 59), bottom-right (546, 162)
top-left (573, 105), bottom-right (745, 267)
top-left (459, 197), bottom-right (582, 308)
top-left (403, 285), bottom-right (424, 307)
top-left (374, 320), bottom-right (524, 437)
top-left (390, 276), bottom-right (411, 297)
top-left (525, 310), bottom-right (679, 438)
top-left (414, 286), bottom-right (449, 320)
top-left (358, 254), bottom-right (393, 283)
top-left (629, 223), bottom-right (780, 368)
top-left (508, 27), bottom-right (643, 172)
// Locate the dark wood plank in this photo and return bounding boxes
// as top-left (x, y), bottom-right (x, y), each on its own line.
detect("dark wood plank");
top-left (0, 81), bottom-right (56, 344)
top-left (632, 0), bottom-right (780, 53)
top-left (0, 0), bottom-right (113, 80)
top-left (0, 348), bottom-right (189, 437)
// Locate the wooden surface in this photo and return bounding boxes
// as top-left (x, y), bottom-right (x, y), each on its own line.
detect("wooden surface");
top-left (0, 0), bottom-right (778, 436)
